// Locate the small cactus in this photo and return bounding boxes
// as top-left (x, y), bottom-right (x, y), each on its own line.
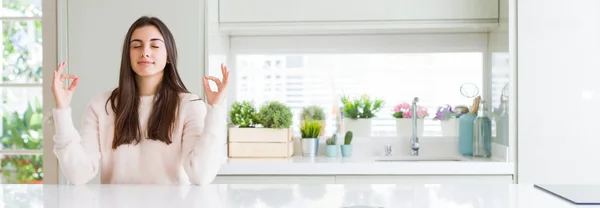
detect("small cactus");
top-left (344, 131), bottom-right (353, 145)
top-left (326, 134), bottom-right (337, 145)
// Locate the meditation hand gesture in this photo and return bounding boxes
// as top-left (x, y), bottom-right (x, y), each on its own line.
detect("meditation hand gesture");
top-left (52, 62), bottom-right (80, 109)
top-left (203, 63), bottom-right (230, 106)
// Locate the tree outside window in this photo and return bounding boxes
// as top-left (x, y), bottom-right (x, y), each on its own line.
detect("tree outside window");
top-left (1, 0), bottom-right (44, 184)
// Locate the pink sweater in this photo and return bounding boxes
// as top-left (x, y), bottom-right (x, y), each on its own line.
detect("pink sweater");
top-left (52, 90), bottom-right (227, 185)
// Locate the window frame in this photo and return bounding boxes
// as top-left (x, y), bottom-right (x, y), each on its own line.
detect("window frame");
top-left (0, 11), bottom-right (46, 185)
top-left (227, 33), bottom-right (493, 137)
top-left (0, 0), bottom-right (63, 184)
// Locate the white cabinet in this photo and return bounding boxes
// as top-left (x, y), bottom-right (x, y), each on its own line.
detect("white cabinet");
top-left (219, 0), bottom-right (498, 23)
top-left (218, 0), bottom-right (499, 35)
top-left (213, 176), bottom-right (336, 184)
top-left (335, 175), bottom-right (514, 184)
top-left (213, 175), bottom-right (513, 184)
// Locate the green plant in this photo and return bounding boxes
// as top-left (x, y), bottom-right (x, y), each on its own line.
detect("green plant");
top-left (256, 101), bottom-right (293, 128)
top-left (341, 94), bottom-right (384, 119)
top-left (300, 105), bottom-right (326, 121)
top-left (229, 100), bottom-right (258, 128)
top-left (300, 119), bottom-right (322, 139)
top-left (1, 98), bottom-right (44, 183)
top-left (326, 134), bottom-right (337, 145)
top-left (344, 131), bottom-right (353, 145)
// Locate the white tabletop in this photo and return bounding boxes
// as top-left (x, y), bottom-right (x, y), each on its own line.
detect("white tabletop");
top-left (219, 155), bottom-right (513, 175)
top-left (0, 183), bottom-right (592, 208)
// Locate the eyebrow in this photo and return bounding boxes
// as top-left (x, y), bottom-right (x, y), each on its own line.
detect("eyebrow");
top-left (130, 38), bottom-right (164, 44)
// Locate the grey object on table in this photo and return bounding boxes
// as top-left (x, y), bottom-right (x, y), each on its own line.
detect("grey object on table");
top-left (534, 184), bottom-right (600, 205)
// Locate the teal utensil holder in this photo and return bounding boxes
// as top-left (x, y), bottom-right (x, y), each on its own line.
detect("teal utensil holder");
top-left (458, 114), bottom-right (477, 156)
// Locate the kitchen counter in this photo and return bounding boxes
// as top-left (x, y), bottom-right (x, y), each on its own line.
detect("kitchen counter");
top-left (218, 155), bottom-right (514, 175)
top-left (1, 184), bottom-right (588, 208)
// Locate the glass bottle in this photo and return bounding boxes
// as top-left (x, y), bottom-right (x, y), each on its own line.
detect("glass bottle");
top-left (473, 100), bottom-right (492, 157)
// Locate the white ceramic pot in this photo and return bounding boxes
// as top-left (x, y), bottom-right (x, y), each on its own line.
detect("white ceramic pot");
top-left (343, 118), bottom-right (371, 137)
top-left (395, 118), bottom-right (424, 138)
top-left (441, 118), bottom-right (459, 137)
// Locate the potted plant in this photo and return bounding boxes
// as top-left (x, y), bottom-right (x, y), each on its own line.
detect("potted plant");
top-left (325, 134), bottom-right (338, 157)
top-left (341, 94), bottom-right (384, 137)
top-left (228, 101), bottom-right (294, 158)
top-left (299, 119), bottom-right (322, 157)
top-left (340, 131), bottom-right (353, 157)
top-left (229, 100), bottom-right (258, 128)
top-left (300, 105), bottom-right (326, 136)
top-left (1, 99), bottom-right (44, 184)
top-left (433, 104), bottom-right (461, 137)
top-left (255, 101), bottom-right (294, 129)
top-left (391, 102), bottom-right (429, 138)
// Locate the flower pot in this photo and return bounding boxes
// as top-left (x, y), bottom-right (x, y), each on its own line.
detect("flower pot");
top-left (326, 145), bottom-right (338, 157)
top-left (343, 118), bottom-right (371, 137)
top-left (440, 118), bottom-right (458, 137)
top-left (340, 145), bottom-right (352, 157)
top-left (395, 118), bottom-right (424, 138)
top-left (301, 138), bottom-right (319, 157)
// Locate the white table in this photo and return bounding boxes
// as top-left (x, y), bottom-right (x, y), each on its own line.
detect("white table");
top-left (0, 183), bottom-right (592, 208)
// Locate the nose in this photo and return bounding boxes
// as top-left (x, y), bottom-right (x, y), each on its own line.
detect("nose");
top-left (141, 47), bottom-right (150, 57)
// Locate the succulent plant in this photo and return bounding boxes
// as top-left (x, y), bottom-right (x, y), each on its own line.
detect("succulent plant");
top-left (326, 134), bottom-right (337, 145)
top-left (344, 131), bottom-right (353, 145)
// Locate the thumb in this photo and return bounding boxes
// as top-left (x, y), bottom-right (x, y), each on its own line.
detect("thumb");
top-left (68, 76), bottom-right (80, 92)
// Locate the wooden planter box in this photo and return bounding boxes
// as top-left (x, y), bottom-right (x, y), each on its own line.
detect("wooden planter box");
top-left (228, 141), bottom-right (294, 158)
top-left (228, 127), bottom-right (292, 142)
top-left (228, 127), bottom-right (294, 158)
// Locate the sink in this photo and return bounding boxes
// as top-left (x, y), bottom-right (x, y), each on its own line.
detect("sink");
top-left (373, 156), bottom-right (465, 162)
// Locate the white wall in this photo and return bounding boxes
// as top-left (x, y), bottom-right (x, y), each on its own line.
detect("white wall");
top-left (518, 0), bottom-right (600, 183)
top-left (62, 0), bottom-right (206, 183)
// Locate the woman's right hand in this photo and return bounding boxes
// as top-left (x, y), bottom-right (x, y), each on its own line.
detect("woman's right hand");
top-left (52, 62), bottom-right (79, 109)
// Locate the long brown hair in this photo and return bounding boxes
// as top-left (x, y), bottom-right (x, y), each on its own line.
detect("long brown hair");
top-left (107, 16), bottom-right (190, 149)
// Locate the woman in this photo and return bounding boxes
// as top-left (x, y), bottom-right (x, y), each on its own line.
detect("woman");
top-left (51, 16), bottom-right (229, 185)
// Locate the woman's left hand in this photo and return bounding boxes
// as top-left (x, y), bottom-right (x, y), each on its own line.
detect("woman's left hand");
top-left (203, 63), bottom-right (230, 106)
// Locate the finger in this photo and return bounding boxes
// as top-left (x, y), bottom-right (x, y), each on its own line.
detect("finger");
top-left (205, 76), bottom-right (222, 86)
top-left (202, 77), bottom-right (211, 92)
top-left (68, 77), bottom-right (80, 91)
top-left (221, 63), bottom-right (228, 76)
top-left (52, 70), bottom-right (57, 83)
top-left (222, 69), bottom-right (230, 86)
top-left (56, 62), bottom-right (66, 75)
top-left (60, 74), bottom-right (78, 81)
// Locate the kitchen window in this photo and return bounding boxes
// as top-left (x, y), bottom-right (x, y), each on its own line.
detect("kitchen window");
top-left (229, 33), bottom-right (493, 137)
top-left (0, 0), bottom-right (44, 184)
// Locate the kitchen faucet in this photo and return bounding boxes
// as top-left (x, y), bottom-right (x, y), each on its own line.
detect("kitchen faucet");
top-left (411, 97), bottom-right (420, 156)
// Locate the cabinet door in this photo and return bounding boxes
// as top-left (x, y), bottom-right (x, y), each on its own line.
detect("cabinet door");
top-left (335, 175), bottom-right (514, 184)
top-left (213, 175), bottom-right (336, 184)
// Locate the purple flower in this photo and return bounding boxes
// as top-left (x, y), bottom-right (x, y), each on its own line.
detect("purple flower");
top-left (10, 30), bottom-right (30, 51)
top-left (434, 104), bottom-right (457, 121)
